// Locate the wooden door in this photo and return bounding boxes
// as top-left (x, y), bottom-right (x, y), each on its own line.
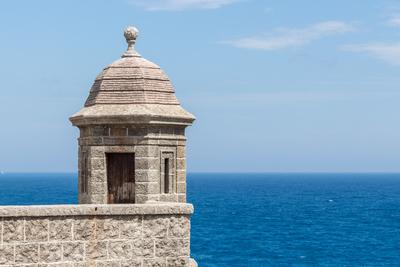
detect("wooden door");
top-left (106, 153), bottom-right (135, 203)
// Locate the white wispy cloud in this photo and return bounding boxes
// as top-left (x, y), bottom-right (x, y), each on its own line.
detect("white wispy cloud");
top-left (129, 0), bottom-right (237, 11)
top-left (386, 14), bottom-right (400, 27)
top-left (182, 90), bottom-right (400, 107)
top-left (223, 21), bottom-right (355, 50)
top-left (342, 43), bottom-right (400, 65)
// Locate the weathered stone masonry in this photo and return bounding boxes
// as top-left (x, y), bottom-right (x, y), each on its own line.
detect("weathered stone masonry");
top-left (77, 126), bottom-right (188, 205)
top-left (0, 204), bottom-right (192, 267)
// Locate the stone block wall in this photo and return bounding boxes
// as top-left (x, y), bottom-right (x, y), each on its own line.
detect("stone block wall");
top-left (78, 125), bottom-right (187, 205)
top-left (0, 204), bottom-right (195, 267)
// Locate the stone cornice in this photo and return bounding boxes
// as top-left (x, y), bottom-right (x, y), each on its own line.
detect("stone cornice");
top-left (0, 203), bottom-right (194, 218)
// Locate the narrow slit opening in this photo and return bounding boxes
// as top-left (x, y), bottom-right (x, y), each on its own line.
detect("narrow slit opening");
top-left (164, 158), bottom-right (170, 193)
top-left (81, 153), bottom-right (88, 193)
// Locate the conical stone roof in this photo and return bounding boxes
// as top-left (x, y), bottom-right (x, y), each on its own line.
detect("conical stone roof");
top-left (70, 26), bottom-right (194, 126)
top-left (85, 53), bottom-right (179, 106)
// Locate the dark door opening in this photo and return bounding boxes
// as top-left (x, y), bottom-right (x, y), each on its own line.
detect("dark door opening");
top-left (106, 153), bottom-right (135, 204)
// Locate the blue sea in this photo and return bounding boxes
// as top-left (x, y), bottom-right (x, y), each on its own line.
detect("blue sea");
top-left (0, 173), bottom-right (399, 266)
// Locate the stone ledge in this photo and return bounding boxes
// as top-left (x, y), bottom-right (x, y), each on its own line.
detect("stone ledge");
top-left (0, 203), bottom-right (193, 218)
top-left (70, 104), bottom-right (195, 127)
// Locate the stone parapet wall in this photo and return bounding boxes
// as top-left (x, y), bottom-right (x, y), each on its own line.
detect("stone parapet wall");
top-left (0, 204), bottom-right (194, 267)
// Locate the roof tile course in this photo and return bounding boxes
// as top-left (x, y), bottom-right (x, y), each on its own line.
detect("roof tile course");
top-left (85, 57), bottom-right (178, 106)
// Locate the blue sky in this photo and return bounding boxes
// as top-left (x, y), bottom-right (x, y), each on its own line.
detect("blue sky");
top-left (0, 0), bottom-right (399, 172)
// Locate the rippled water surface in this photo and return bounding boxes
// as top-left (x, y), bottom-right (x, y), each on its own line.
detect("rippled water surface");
top-left (0, 173), bottom-right (399, 266)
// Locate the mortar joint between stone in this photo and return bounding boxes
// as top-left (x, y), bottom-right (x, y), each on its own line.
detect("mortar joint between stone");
top-left (149, 238), bottom-right (155, 258)
top-left (61, 240), bottom-right (64, 262)
top-left (46, 219), bottom-right (50, 242)
top-left (83, 240), bottom-right (87, 261)
top-left (13, 243), bottom-right (16, 264)
top-left (23, 218), bottom-right (26, 242)
top-left (0, 217), bottom-right (3, 246)
top-left (106, 239), bottom-right (110, 261)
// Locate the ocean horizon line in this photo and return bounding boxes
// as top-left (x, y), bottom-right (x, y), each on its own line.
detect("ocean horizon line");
top-left (0, 171), bottom-right (399, 175)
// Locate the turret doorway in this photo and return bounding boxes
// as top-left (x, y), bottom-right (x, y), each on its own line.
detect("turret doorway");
top-left (106, 153), bottom-right (135, 203)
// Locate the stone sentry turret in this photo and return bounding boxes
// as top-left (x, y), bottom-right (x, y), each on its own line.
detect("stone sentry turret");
top-left (0, 27), bottom-right (196, 267)
top-left (70, 26), bottom-right (195, 205)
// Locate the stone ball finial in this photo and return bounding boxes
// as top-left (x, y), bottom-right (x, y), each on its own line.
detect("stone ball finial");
top-left (124, 26), bottom-right (139, 43)
top-left (122, 26), bottom-right (140, 58)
